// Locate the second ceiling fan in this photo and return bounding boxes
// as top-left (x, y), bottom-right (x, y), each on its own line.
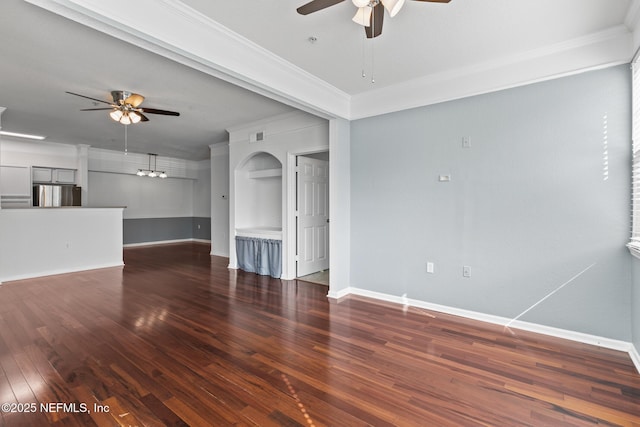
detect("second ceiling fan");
top-left (67, 90), bottom-right (180, 125)
top-left (297, 0), bottom-right (451, 38)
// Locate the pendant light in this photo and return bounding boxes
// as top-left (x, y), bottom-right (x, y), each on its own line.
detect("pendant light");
top-left (136, 153), bottom-right (167, 179)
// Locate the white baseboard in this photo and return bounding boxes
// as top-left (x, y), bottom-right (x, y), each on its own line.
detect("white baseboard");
top-left (630, 344), bottom-right (640, 374)
top-left (327, 287), bottom-right (351, 300)
top-left (337, 286), bottom-right (639, 373)
top-left (210, 250), bottom-right (230, 257)
top-left (191, 239), bottom-right (212, 244)
top-left (0, 262), bottom-right (124, 284)
top-left (124, 238), bottom-right (211, 248)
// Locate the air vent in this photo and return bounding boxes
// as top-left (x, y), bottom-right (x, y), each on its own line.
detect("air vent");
top-left (250, 131), bottom-right (265, 143)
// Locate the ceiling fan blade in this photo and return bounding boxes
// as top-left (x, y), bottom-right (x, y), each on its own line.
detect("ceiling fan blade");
top-left (138, 112), bottom-right (150, 122)
top-left (125, 93), bottom-right (145, 107)
top-left (412, 0), bottom-right (451, 3)
top-left (66, 91), bottom-right (113, 105)
top-left (79, 108), bottom-right (114, 111)
top-left (139, 107), bottom-right (180, 116)
top-left (365, 2), bottom-right (384, 38)
top-left (297, 0), bottom-right (345, 15)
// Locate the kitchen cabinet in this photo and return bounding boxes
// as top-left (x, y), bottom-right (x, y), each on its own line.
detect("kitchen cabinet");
top-left (32, 167), bottom-right (52, 183)
top-left (1, 165), bottom-right (31, 207)
top-left (32, 167), bottom-right (76, 184)
top-left (54, 168), bottom-right (75, 184)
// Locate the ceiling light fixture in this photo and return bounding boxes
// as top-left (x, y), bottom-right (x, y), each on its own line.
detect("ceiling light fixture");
top-left (0, 130), bottom-right (46, 140)
top-left (111, 109), bottom-right (143, 125)
top-left (351, 0), bottom-right (405, 26)
top-left (137, 153), bottom-right (167, 179)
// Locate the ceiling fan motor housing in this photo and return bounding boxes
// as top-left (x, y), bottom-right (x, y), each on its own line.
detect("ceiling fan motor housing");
top-left (111, 90), bottom-right (145, 107)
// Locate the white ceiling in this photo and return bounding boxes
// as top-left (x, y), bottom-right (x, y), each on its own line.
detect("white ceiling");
top-left (182, 0), bottom-right (633, 94)
top-left (0, 0), bottom-right (637, 160)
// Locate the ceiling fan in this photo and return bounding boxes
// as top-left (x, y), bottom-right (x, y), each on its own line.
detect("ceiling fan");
top-left (66, 90), bottom-right (180, 125)
top-left (297, 0), bottom-right (451, 38)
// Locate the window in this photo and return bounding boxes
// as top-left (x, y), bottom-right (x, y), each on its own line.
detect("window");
top-left (629, 58), bottom-right (640, 257)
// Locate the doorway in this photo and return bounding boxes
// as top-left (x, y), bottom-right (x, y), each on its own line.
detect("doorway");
top-left (296, 152), bottom-right (329, 285)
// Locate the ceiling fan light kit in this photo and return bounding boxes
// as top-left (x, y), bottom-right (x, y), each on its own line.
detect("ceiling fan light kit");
top-left (110, 110), bottom-right (142, 125)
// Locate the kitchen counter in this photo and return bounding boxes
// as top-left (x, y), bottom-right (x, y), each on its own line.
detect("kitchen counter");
top-left (0, 207), bottom-right (124, 283)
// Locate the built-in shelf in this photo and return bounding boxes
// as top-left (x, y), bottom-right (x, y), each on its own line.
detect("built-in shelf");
top-left (235, 227), bottom-right (282, 240)
top-left (247, 168), bottom-right (282, 179)
top-left (236, 152), bottom-right (283, 244)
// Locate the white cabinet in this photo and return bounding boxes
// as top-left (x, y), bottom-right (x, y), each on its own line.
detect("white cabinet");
top-left (53, 169), bottom-right (75, 184)
top-left (1, 165), bottom-right (31, 208)
top-left (32, 167), bottom-right (52, 183)
top-left (33, 167), bottom-right (75, 184)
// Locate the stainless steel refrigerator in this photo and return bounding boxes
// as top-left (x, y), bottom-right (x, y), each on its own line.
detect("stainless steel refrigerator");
top-left (33, 185), bottom-right (81, 207)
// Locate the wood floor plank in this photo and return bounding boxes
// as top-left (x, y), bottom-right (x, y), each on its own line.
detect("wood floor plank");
top-left (0, 242), bottom-right (638, 426)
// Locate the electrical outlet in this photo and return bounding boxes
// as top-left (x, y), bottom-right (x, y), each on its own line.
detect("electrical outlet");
top-left (427, 262), bottom-right (435, 274)
top-left (462, 136), bottom-right (471, 148)
top-left (463, 266), bottom-right (471, 277)
top-left (438, 174), bottom-right (451, 182)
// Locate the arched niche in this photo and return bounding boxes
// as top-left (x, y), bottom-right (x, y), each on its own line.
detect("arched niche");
top-left (234, 151), bottom-right (282, 234)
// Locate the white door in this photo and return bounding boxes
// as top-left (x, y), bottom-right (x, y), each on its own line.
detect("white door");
top-left (297, 156), bottom-right (329, 277)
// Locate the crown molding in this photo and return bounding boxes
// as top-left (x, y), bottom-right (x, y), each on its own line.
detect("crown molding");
top-left (24, 0), bottom-right (351, 120)
top-left (626, 0), bottom-right (640, 54)
top-left (350, 25), bottom-right (633, 119)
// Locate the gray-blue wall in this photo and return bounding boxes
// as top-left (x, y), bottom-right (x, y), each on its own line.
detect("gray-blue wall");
top-left (351, 64), bottom-right (632, 341)
top-left (123, 216), bottom-right (211, 245)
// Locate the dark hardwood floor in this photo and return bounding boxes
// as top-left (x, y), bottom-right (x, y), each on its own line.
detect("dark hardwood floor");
top-left (0, 242), bottom-right (638, 426)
